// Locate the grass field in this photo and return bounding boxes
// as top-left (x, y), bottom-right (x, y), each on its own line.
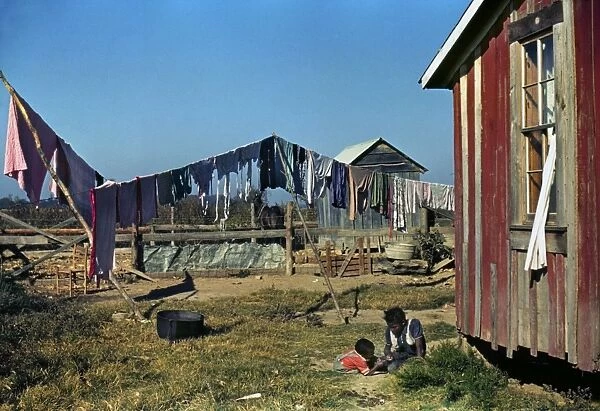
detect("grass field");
top-left (0, 278), bottom-right (596, 410)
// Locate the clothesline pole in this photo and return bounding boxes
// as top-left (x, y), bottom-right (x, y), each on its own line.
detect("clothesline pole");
top-left (0, 71), bottom-right (144, 321)
top-left (273, 135), bottom-right (345, 324)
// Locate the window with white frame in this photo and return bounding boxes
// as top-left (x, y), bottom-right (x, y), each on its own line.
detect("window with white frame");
top-left (521, 32), bottom-right (556, 216)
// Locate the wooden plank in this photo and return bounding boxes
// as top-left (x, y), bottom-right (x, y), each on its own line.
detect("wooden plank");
top-left (556, 0), bottom-right (578, 366)
top-left (452, 81), bottom-right (464, 332)
top-left (529, 271), bottom-right (538, 357)
top-left (120, 266), bottom-right (156, 283)
top-left (537, 263), bottom-right (550, 354)
top-left (574, 0), bottom-right (598, 371)
top-left (358, 238), bottom-right (364, 276)
top-left (556, 253), bottom-right (566, 358)
top-left (547, 252), bottom-right (560, 357)
top-left (460, 65), bottom-right (470, 336)
top-left (507, 247), bottom-right (518, 358)
top-left (473, 50), bottom-right (483, 339)
top-left (491, 263), bottom-right (498, 350)
top-left (466, 63), bottom-right (476, 336)
top-left (338, 245), bottom-right (358, 278)
top-left (0, 210), bottom-right (68, 244)
top-left (366, 237), bottom-right (372, 275)
top-left (8, 235), bottom-right (87, 278)
top-left (285, 202), bottom-right (293, 276)
top-left (508, 229), bottom-right (567, 254)
top-left (518, 251), bottom-right (530, 348)
top-left (325, 241), bottom-right (332, 277)
top-left (496, 18), bottom-right (511, 350)
top-left (508, 1), bottom-right (563, 42)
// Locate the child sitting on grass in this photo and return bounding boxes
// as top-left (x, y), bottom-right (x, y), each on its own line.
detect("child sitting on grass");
top-left (333, 338), bottom-right (387, 376)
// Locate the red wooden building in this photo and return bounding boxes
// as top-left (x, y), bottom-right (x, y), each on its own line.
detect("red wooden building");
top-left (420, 0), bottom-right (599, 372)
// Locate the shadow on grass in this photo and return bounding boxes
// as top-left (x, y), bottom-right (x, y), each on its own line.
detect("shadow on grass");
top-left (203, 319), bottom-right (245, 336)
top-left (134, 271), bottom-right (196, 302)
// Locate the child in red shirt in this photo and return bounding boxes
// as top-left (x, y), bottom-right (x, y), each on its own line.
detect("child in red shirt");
top-left (333, 338), bottom-right (386, 376)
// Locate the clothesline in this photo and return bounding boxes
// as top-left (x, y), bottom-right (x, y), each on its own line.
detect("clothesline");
top-left (4, 89), bottom-right (454, 280)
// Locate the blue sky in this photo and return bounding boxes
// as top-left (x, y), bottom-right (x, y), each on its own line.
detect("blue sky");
top-left (0, 1), bottom-right (467, 200)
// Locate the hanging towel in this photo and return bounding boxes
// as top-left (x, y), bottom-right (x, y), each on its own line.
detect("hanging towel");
top-left (259, 136), bottom-right (275, 190)
top-left (348, 165), bottom-right (374, 220)
top-left (137, 175), bottom-right (158, 225)
top-left (4, 94), bottom-right (58, 204)
top-left (156, 171), bottom-right (175, 206)
top-left (312, 152), bottom-right (333, 201)
top-left (117, 179), bottom-right (137, 228)
top-left (330, 160), bottom-right (347, 209)
top-left (50, 137), bottom-right (97, 225)
top-left (89, 181), bottom-right (117, 280)
top-left (524, 129), bottom-right (557, 271)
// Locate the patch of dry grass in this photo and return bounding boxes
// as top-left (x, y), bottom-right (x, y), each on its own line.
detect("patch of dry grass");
top-left (1, 281), bottom-right (586, 410)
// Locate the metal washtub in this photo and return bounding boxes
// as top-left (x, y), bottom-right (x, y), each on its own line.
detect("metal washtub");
top-left (156, 310), bottom-right (205, 341)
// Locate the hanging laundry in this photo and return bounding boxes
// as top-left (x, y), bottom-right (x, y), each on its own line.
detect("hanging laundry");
top-left (4, 93), bottom-right (58, 204)
top-left (347, 166), bottom-right (374, 220)
top-left (276, 137), bottom-right (306, 195)
top-left (312, 152), bottom-right (333, 202)
top-left (172, 166), bottom-right (192, 202)
top-left (50, 137), bottom-right (97, 225)
top-left (137, 174), bottom-right (157, 225)
top-left (370, 172), bottom-right (390, 217)
top-left (89, 181), bottom-right (117, 280)
top-left (392, 177), bottom-right (407, 230)
top-left (236, 141), bottom-right (260, 200)
top-left (330, 160), bottom-right (347, 209)
top-left (156, 171), bottom-right (175, 206)
top-left (259, 136), bottom-right (274, 190)
top-left (189, 158), bottom-right (215, 215)
top-left (279, 138), bottom-right (296, 194)
top-left (117, 179), bottom-right (137, 228)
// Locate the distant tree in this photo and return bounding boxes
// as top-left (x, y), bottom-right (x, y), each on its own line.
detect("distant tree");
top-left (0, 194), bottom-right (27, 209)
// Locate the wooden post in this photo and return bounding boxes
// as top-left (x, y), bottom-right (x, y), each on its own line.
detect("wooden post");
top-left (170, 206), bottom-right (175, 246)
top-left (55, 269), bottom-right (59, 295)
top-left (358, 237), bottom-right (365, 276)
top-left (69, 271), bottom-right (73, 297)
top-left (325, 240), bottom-right (332, 277)
top-left (0, 72), bottom-right (145, 321)
top-left (83, 244), bottom-right (88, 295)
top-left (367, 237), bottom-right (372, 275)
top-left (285, 201), bottom-right (293, 276)
top-left (420, 207), bottom-right (429, 233)
top-left (250, 202), bottom-right (256, 243)
top-left (150, 224), bottom-right (156, 246)
top-left (131, 224), bottom-right (143, 271)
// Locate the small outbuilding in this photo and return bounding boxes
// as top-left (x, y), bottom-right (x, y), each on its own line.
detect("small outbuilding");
top-left (421, 0), bottom-right (600, 372)
top-left (317, 137), bottom-right (427, 241)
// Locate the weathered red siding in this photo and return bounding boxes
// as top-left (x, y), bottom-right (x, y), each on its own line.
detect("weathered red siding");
top-left (466, 66), bottom-right (476, 336)
top-left (453, 82), bottom-right (464, 332)
top-left (574, 0), bottom-right (600, 372)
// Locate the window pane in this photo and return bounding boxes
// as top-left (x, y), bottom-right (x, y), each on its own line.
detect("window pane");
top-left (527, 132), bottom-right (544, 172)
top-left (523, 41), bottom-right (538, 85)
top-left (541, 36), bottom-right (554, 80)
top-left (541, 80), bottom-right (555, 124)
top-left (524, 85), bottom-right (539, 127)
top-left (528, 171), bottom-right (543, 213)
